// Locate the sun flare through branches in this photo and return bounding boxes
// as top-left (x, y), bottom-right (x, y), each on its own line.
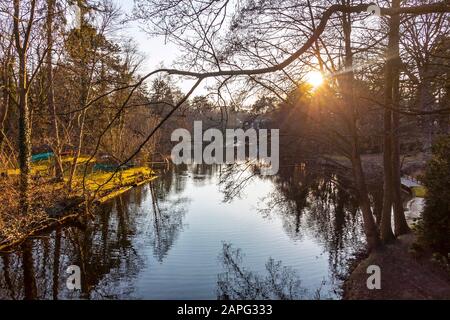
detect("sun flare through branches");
top-left (305, 71), bottom-right (324, 89)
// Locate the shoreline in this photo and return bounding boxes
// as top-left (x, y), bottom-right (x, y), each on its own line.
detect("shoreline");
top-left (0, 172), bottom-right (157, 253)
top-left (342, 233), bottom-right (450, 300)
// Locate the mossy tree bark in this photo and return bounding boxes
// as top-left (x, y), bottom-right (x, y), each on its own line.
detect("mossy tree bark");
top-left (13, 0), bottom-right (36, 216)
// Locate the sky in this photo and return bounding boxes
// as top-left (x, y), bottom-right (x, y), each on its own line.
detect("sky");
top-left (112, 0), bottom-right (206, 94)
top-left (113, 1), bottom-right (226, 97)
top-left (115, 0), bottom-right (178, 74)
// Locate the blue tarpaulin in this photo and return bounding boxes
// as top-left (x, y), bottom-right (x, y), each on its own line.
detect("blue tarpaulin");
top-left (31, 152), bottom-right (54, 162)
top-left (93, 163), bottom-right (117, 172)
top-left (93, 163), bottom-right (135, 172)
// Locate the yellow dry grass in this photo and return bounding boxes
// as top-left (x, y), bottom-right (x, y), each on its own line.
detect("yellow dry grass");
top-left (71, 167), bottom-right (156, 200)
top-left (0, 155), bottom-right (94, 176)
top-left (0, 155), bottom-right (156, 202)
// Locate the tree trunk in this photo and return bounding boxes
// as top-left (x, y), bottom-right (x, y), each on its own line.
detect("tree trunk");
top-left (373, 189), bottom-right (383, 226)
top-left (341, 8), bottom-right (380, 250)
top-left (380, 0), bottom-right (400, 243)
top-left (0, 49), bottom-right (12, 150)
top-left (17, 53), bottom-right (32, 215)
top-left (0, 71), bottom-right (9, 149)
top-left (14, 0), bottom-right (35, 216)
top-left (391, 15), bottom-right (410, 235)
top-left (351, 150), bottom-right (380, 249)
top-left (68, 109), bottom-right (86, 191)
top-left (380, 79), bottom-right (395, 244)
top-left (46, 0), bottom-right (64, 181)
top-left (418, 70), bottom-right (435, 151)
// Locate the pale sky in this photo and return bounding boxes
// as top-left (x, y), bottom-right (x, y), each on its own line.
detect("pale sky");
top-left (111, 1), bottom-right (250, 102)
top-left (114, 0), bottom-right (204, 94)
top-left (116, 0), bottom-right (178, 73)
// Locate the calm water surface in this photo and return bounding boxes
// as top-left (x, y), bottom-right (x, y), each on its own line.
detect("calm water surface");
top-left (0, 164), bottom-right (365, 299)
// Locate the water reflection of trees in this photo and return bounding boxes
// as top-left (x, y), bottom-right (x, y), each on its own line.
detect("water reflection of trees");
top-left (265, 165), bottom-right (366, 289)
top-left (217, 243), bottom-right (308, 300)
top-left (190, 164), bottom-right (218, 186)
top-left (0, 193), bottom-right (143, 299)
top-left (218, 162), bottom-right (261, 202)
top-left (154, 163), bottom-right (218, 192)
top-left (148, 182), bottom-right (188, 262)
top-left (0, 171), bottom-right (188, 299)
top-left (218, 163), bottom-right (367, 293)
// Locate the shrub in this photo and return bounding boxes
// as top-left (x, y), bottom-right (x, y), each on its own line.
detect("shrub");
top-left (420, 136), bottom-right (450, 254)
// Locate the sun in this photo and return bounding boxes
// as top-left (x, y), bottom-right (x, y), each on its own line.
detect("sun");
top-left (306, 71), bottom-right (324, 89)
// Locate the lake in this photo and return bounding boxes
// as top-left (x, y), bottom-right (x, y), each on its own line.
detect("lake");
top-left (0, 164), bottom-right (365, 300)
